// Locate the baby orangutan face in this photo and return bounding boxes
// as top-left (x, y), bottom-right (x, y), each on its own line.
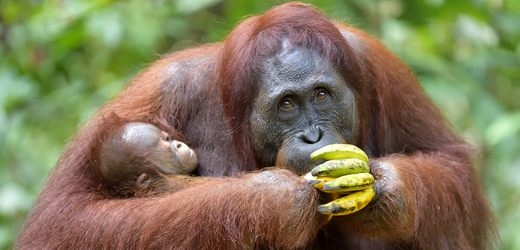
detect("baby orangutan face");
top-left (158, 135), bottom-right (198, 174)
top-left (121, 123), bottom-right (198, 175)
top-left (100, 122), bottom-right (198, 192)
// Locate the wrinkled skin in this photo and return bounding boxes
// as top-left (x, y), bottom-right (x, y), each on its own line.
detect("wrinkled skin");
top-left (100, 122), bottom-right (198, 192)
top-left (250, 45), bottom-right (357, 174)
top-left (250, 44), bottom-right (404, 223)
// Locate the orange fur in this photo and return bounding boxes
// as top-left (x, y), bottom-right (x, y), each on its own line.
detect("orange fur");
top-left (16, 2), bottom-right (496, 249)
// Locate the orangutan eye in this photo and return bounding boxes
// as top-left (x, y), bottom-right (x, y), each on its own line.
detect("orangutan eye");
top-left (315, 88), bottom-right (329, 102)
top-left (161, 131), bottom-right (170, 140)
top-left (279, 98), bottom-right (295, 110)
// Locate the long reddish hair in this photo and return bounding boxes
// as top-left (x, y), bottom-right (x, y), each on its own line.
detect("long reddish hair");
top-left (218, 2), bottom-right (368, 170)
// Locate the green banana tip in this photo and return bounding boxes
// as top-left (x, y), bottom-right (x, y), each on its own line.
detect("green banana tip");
top-left (309, 155), bottom-right (321, 161)
top-left (322, 184), bottom-right (340, 191)
top-left (311, 169), bottom-right (325, 176)
top-left (316, 205), bottom-right (332, 215)
top-left (307, 179), bottom-right (321, 186)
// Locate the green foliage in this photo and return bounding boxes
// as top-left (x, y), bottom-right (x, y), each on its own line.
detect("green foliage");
top-left (1, 0), bottom-right (519, 249)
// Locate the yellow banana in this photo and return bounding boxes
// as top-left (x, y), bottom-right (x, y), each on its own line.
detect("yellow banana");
top-left (310, 144), bottom-right (369, 163)
top-left (323, 173), bottom-right (374, 192)
top-left (302, 172), bottom-right (336, 190)
top-left (311, 159), bottom-right (370, 177)
top-left (317, 187), bottom-right (375, 216)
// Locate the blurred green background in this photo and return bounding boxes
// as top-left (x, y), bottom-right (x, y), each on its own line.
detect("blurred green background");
top-left (0, 0), bottom-right (519, 249)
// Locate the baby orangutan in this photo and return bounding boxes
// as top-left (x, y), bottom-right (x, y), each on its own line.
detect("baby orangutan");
top-left (100, 122), bottom-right (198, 197)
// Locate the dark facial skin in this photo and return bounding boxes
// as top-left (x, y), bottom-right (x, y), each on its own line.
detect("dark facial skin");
top-left (100, 123), bottom-right (198, 192)
top-left (250, 44), bottom-right (358, 174)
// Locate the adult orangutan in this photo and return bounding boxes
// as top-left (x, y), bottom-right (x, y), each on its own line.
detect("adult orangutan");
top-left (16, 2), bottom-right (496, 249)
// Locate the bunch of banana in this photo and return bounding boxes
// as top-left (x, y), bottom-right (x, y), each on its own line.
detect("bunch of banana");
top-left (303, 144), bottom-right (375, 216)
